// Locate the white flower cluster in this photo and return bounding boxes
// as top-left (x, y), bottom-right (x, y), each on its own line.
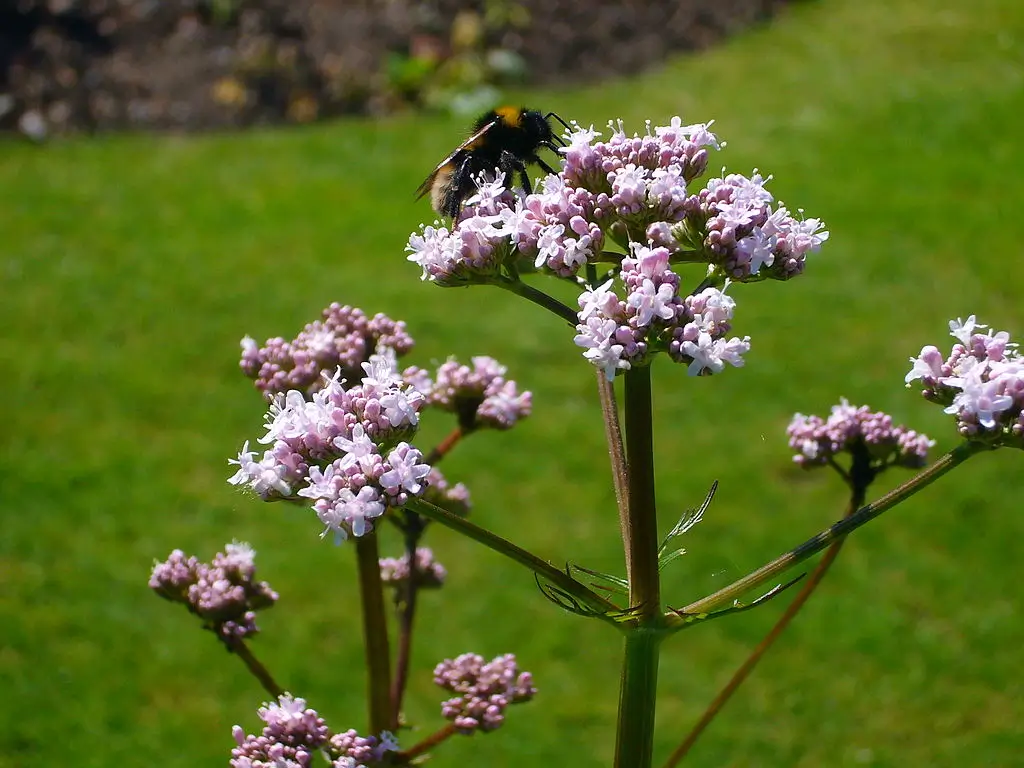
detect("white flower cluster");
top-left (906, 315), bottom-right (1024, 445)
top-left (229, 351), bottom-right (432, 541)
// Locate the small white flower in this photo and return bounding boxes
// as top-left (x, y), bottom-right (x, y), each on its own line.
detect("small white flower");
top-left (334, 424), bottom-right (379, 472)
top-left (380, 388), bottom-right (423, 429)
top-left (574, 316), bottom-right (629, 381)
top-left (681, 333), bottom-right (750, 376)
top-left (627, 279), bottom-right (676, 327)
top-left (381, 446), bottom-right (431, 496)
top-left (905, 345), bottom-right (945, 384)
top-left (948, 315), bottom-right (985, 345)
top-left (577, 279), bottom-right (619, 322)
top-left (228, 441), bottom-right (293, 498)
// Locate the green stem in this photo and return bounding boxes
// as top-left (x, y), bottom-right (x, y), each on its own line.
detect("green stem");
top-left (680, 442), bottom-right (982, 617)
top-left (496, 278), bottom-right (578, 325)
top-left (406, 498), bottom-right (618, 619)
top-left (623, 366), bottom-right (661, 618)
top-left (614, 629), bottom-right (663, 768)
top-left (225, 637), bottom-right (284, 699)
top-left (612, 366), bottom-right (663, 768)
top-left (355, 531), bottom-right (394, 733)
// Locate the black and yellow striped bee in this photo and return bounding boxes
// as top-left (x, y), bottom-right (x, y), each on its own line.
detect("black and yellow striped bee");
top-left (416, 106), bottom-right (571, 218)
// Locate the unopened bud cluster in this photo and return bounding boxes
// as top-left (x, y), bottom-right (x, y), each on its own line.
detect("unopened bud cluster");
top-left (240, 304), bottom-right (414, 397)
top-left (230, 694), bottom-right (398, 767)
top-left (787, 398), bottom-right (935, 470)
top-left (379, 546), bottom-right (447, 589)
top-left (405, 355), bottom-right (532, 430)
top-left (407, 116), bottom-right (827, 379)
top-left (906, 315), bottom-right (1024, 447)
top-left (149, 542), bottom-right (277, 640)
top-left (434, 653), bottom-right (536, 734)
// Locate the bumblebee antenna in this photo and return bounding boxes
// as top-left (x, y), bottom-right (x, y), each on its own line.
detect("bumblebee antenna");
top-left (544, 111), bottom-right (573, 133)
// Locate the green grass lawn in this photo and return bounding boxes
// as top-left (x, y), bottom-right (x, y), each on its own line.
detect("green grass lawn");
top-left (3, 0), bottom-right (1023, 765)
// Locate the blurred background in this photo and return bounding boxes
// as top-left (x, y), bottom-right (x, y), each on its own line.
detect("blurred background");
top-left (2, 0), bottom-right (1022, 766)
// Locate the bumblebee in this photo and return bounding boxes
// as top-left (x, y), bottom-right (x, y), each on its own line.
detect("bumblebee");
top-left (416, 106), bottom-right (571, 218)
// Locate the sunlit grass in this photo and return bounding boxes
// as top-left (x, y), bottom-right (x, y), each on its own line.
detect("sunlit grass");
top-left (2, 0), bottom-right (1023, 765)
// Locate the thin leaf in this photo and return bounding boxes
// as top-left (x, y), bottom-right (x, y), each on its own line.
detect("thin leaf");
top-left (667, 572), bottom-right (807, 626)
top-left (657, 546), bottom-right (687, 571)
top-left (658, 481), bottom-right (718, 556)
top-left (568, 563), bottom-right (629, 591)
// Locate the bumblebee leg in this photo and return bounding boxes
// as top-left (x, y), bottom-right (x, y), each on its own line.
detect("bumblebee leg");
top-left (536, 157), bottom-right (557, 175)
top-left (444, 155), bottom-right (476, 217)
top-left (498, 149), bottom-right (530, 194)
top-left (519, 168), bottom-right (533, 195)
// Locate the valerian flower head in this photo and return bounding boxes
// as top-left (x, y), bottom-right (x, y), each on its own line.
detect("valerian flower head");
top-left (328, 729), bottom-right (399, 767)
top-left (406, 174), bottom-right (520, 287)
top-left (231, 694), bottom-right (397, 768)
top-left (407, 116), bottom-right (825, 379)
top-left (408, 117), bottom-right (825, 283)
top-left (906, 315), bottom-right (1024, 448)
top-left (787, 399), bottom-right (935, 471)
top-left (150, 542), bottom-right (278, 641)
top-left (404, 355), bottom-right (531, 431)
top-left (240, 304), bottom-right (414, 398)
top-left (229, 352), bottom-right (432, 542)
top-left (379, 546), bottom-right (447, 590)
top-left (575, 244), bottom-right (751, 380)
top-left (434, 653), bottom-right (536, 735)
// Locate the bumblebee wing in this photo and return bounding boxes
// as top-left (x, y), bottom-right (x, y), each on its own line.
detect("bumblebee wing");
top-left (415, 163), bottom-right (446, 200)
top-left (414, 116), bottom-right (502, 200)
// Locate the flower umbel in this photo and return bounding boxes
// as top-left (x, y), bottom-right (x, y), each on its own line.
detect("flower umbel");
top-left (230, 694), bottom-right (398, 767)
top-left (407, 116), bottom-right (826, 379)
top-left (240, 303), bottom-right (414, 398)
top-left (229, 351), bottom-right (432, 542)
top-left (434, 653), bottom-right (536, 735)
top-left (405, 355), bottom-right (532, 431)
top-left (149, 542), bottom-right (278, 640)
top-left (380, 546), bottom-right (447, 590)
top-left (577, 245), bottom-right (753, 380)
top-left (906, 315), bottom-right (1024, 448)
top-left (787, 399), bottom-right (935, 470)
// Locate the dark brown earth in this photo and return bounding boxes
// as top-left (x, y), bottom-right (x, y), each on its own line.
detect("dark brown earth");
top-left (0, 0), bottom-right (789, 138)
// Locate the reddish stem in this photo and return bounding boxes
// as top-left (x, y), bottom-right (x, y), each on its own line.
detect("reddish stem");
top-left (389, 516), bottom-right (426, 724)
top-left (396, 723), bottom-right (459, 762)
top-left (426, 427), bottom-right (464, 465)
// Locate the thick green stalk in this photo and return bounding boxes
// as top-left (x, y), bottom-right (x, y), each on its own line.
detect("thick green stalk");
top-left (354, 531), bottom-right (394, 733)
top-left (615, 629), bottom-right (663, 768)
top-left (613, 365), bottom-right (663, 768)
top-left (623, 365), bottom-right (660, 617)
